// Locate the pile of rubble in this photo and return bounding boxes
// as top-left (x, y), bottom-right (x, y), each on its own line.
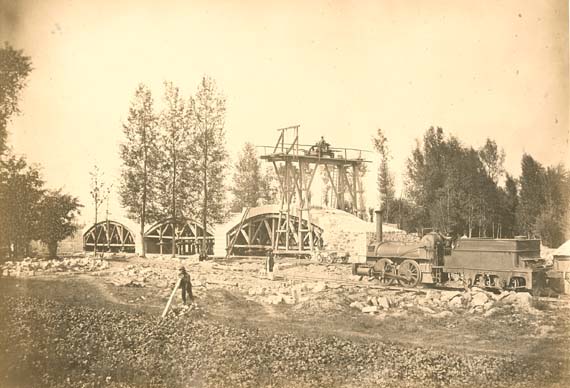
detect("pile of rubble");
top-left (239, 270), bottom-right (541, 320)
top-left (349, 287), bottom-right (538, 317)
top-left (108, 264), bottom-right (173, 287)
top-left (1, 257), bottom-right (110, 276)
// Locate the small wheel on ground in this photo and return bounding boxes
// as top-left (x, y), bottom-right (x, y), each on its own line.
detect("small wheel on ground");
top-left (397, 260), bottom-right (421, 288)
top-left (372, 258), bottom-right (396, 285)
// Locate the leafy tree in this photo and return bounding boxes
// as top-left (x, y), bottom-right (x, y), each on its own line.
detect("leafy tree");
top-left (119, 84), bottom-right (161, 257)
top-left (0, 43), bottom-right (32, 155)
top-left (478, 138), bottom-right (505, 184)
top-left (36, 190), bottom-right (82, 258)
top-left (0, 153), bottom-right (44, 258)
top-left (405, 127), bottom-right (501, 238)
top-left (372, 128), bottom-right (395, 219)
top-left (516, 154), bottom-right (546, 237)
top-left (231, 142), bottom-right (264, 211)
top-left (500, 173), bottom-right (518, 237)
top-left (190, 76), bottom-right (228, 256)
top-left (534, 164), bottom-right (570, 246)
top-left (260, 164), bottom-right (279, 206)
top-left (391, 197), bottom-right (415, 230)
top-left (156, 82), bottom-right (197, 256)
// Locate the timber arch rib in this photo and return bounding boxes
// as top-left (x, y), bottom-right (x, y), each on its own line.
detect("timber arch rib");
top-left (226, 212), bottom-right (323, 257)
top-left (144, 217), bottom-right (214, 256)
top-left (83, 221), bottom-right (136, 253)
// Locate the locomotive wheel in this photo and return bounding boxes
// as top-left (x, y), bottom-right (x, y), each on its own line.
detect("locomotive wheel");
top-left (397, 260), bottom-right (421, 287)
top-left (372, 258), bottom-right (395, 285)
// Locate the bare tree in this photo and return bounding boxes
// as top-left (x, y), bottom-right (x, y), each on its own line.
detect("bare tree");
top-left (89, 165), bottom-right (108, 255)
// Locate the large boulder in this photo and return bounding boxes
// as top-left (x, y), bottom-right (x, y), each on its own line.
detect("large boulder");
top-left (312, 282), bottom-right (327, 293)
top-left (448, 297), bottom-right (463, 309)
top-left (377, 296), bottom-right (390, 310)
top-left (471, 292), bottom-right (489, 307)
top-left (503, 292), bottom-right (533, 310)
top-left (433, 311), bottom-right (453, 319)
top-left (440, 290), bottom-right (462, 302)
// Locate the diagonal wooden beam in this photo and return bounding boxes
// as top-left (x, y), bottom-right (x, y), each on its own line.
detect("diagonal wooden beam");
top-left (324, 164), bottom-right (339, 199)
top-left (273, 130), bottom-right (284, 154)
top-left (341, 168), bottom-right (356, 206)
top-left (306, 164), bottom-right (319, 193)
top-left (250, 219), bottom-right (264, 242)
top-left (264, 219), bottom-right (273, 245)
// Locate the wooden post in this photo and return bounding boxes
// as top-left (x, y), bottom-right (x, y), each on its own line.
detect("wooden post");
top-left (161, 278), bottom-right (181, 319)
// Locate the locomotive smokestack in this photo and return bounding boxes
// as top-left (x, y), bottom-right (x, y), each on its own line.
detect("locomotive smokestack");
top-left (375, 210), bottom-right (383, 242)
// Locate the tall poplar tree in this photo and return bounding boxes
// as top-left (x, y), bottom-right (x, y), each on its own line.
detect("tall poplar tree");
top-left (231, 142), bottom-right (263, 211)
top-left (157, 82), bottom-right (196, 257)
top-left (119, 84), bottom-right (160, 257)
top-left (516, 154), bottom-right (546, 238)
top-left (190, 76), bottom-right (228, 256)
top-left (372, 128), bottom-right (395, 219)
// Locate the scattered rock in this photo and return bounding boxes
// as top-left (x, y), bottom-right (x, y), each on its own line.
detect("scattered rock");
top-left (471, 292), bottom-right (489, 307)
top-left (312, 282), bottom-right (327, 293)
top-left (349, 301), bottom-right (366, 310)
top-left (433, 311), bottom-right (453, 319)
top-left (503, 292), bottom-right (533, 309)
top-left (267, 295), bottom-right (283, 305)
top-left (417, 306), bottom-right (436, 314)
top-left (362, 305), bottom-right (378, 313)
top-left (377, 296), bottom-right (390, 310)
top-left (483, 300), bottom-right (495, 310)
top-left (440, 290), bottom-right (462, 302)
top-left (448, 298), bottom-right (463, 309)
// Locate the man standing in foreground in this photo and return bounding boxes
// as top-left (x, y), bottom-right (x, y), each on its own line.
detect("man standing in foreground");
top-left (178, 266), bottom-right (193, 304)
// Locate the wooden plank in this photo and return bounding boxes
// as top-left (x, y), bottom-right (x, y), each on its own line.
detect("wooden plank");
top-left (250, 219), bottom-right (264, 243)
top-left (161, 278), bottom-right (181, 319)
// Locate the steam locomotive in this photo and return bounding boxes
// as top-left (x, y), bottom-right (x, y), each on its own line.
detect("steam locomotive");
top-left (352, 211), bottom-right (547, 291)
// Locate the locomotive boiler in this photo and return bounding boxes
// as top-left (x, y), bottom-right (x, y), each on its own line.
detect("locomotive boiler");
top-left (352, 211), bottom-right (547, 291)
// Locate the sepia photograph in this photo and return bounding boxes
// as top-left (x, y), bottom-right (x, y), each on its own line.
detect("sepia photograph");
top-left (1, 0), bottom-right (569, 387)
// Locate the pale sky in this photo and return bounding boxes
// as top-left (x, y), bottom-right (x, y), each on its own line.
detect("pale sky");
top-left (1, 0), bottom-right (568, 224)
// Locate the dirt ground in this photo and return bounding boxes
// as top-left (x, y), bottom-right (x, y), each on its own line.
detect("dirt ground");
top-left (1, 254), bottom-right (569, 387)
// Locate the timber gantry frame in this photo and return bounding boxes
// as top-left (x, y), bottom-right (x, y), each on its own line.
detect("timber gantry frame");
top-left (144, 217), bottom-right (214, 256)
top-left (260, 125), bottom-right (367, 256)
top-left (83, 220), bottom-right (136, 253)
top-left (226, 211), bottom-right (324, 257)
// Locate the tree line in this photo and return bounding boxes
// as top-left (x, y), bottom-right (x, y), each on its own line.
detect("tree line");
top-left (118, 79), bottom-right (228, 257)
top-left (0, 43), bottom-right (82, 259)
top-left (375, 126), bottom-right (570, 247)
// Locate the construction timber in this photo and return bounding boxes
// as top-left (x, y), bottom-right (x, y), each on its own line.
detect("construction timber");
top-left (260, 125), bottom-right (367, 256)
top-left (226, 209), bottom-right (324, 257)
top-left (83, 220), bottom-right (136, 253)
top-left (144, 217), bottom-right (214, 256)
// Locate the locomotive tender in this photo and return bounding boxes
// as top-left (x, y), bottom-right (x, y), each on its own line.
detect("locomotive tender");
top-left (353, 211), bottom-right (546, 291)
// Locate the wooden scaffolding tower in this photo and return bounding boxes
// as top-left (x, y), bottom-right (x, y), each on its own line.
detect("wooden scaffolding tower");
top-left (260, 125), bottom-right (367, 256)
